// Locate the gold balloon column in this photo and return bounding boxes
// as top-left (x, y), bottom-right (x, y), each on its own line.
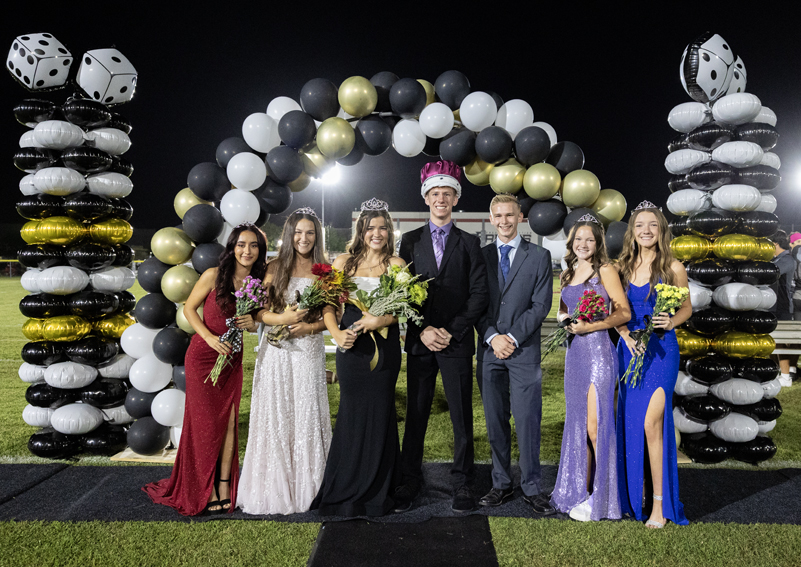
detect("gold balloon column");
top-left (10, 36), bottom-right (138, 459)
top-left (666, 32), bottom-right (783, 465)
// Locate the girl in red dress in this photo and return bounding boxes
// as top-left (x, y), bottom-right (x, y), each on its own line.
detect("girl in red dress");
top-left (144, 224), bottom-right (268, 516)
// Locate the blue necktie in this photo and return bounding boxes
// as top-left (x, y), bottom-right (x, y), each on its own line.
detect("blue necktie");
top-left (500, 244), bottom-right (512, 283)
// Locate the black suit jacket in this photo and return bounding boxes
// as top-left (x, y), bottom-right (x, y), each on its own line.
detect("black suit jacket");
top-left (399, 223), bottom-right (489, 358)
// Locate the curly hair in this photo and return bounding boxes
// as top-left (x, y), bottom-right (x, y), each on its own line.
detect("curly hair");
top-left (560, 221), bottom-right (609, 289)
top-left (342, 210), bottom-right (395, 276)
top-left (215, 225), bottom-right (268, 310)
top-left (616, 207), bottom-right (677, 295)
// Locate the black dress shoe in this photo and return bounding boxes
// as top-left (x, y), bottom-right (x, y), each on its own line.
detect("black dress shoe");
top-left (523, 493), bottom-right (556, 516)
top-left (479, 487), bottom-right (515, 507)
top-left (393, 483), bottom-right (419, 513)
top-left (452, 485), bottom-right (477, 514)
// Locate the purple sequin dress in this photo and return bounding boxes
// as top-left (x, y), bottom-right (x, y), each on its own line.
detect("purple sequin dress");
top-left (550, 276), bottom-right (621, 520)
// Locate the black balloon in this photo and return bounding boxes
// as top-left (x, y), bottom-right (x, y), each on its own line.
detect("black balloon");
top-left (732, 398), bottom-right (782, 422)
top-left (735, 122), bottom-right (779, 151)
top-left (20, 293), bottom-right (69, 318)
top-left (112, 244), bottom-right (134, 267)
top-left (686, 355), bottom-right (732, 385)
top-left (215, 137), bottom-right (251, 169)
top-left (135, 293), bottom-right (177, 329)
top-left (182, 204), bottom-right (224, 243)
top-left (735, 310), bottom-right (778, 334)
top-left (253, 180), bottom-right (292, 214)
top-left (434, 70), bottom-right (470, 110)
top-left (14, 99), bottom-right (57, 126)
top-left (187, 162), bottom-right (230, 202)
top-left (475, 126), bottom-right (512, 165)
top-left (13, 147), bottom-right (57, 172)
top-left (153, 327), bottom-right (191, 366)
top-left (25, 383), bottom-right (76, 408)
top-left (300, 78), bottom-right (340, 121)
top-left (137, 257), bottom-right (171, 294)
top-left (192, 242), bottom-right (225, 274)
top-left (545, 141), bottom-right (584, 176)
top-left (735, 260), bottom-right (779, 286)
top-left (16, 194), bottom-right (65, 220)
top-left (686, 123), bottom-right (735, 151)
top-left (337, 144), bottom-right (364, 166)
top-left (734, 358), bottom-right (780, 383)
top-left (173, 365), bottom-right (186, 392)
top-left (687, 258), bottom-right (735, 286)
top-left (115, 291), bottom-right (136, 314)
top-left (61, 147), bottom-right (112, 174)
top-left (439, 128), bottom-right (476, 166)
top-left (667, 133), bottom-right (689, 153)
top-left (680, 394), bottom-right (730, 421)
top-left (737, 211), bottom-right (779, 238)
top-left (109, 198), bottom-right (134, 221)
top-left (65, 336), bottom-right (119, 366)
top-left (668, 174), bottom-right (692, 193)
top-left (669, 216), bottom-right (693, 237)
top-left (681, 432), bottom-right (729, 464)
top-left (108, 111), bottom-right (132, 134)
top-left (684, 307), bottom-right (734, 336)
top-left (687, 208), bottom-right (738, 238)
top-left (70, 290), bottom-right (119, 319)
top-left (109, 155), bottom-right (134, 177)
top-left (355, 116), bottom-right (392, 156)
top-left (80, 378), bottom-right (128, 408)
top-left (80, 423), bottom-right (128, 455)
top-left (514, 126), bottom-right (551, 166)
top-left (28, 430), bottom-right (81, 459)
top-left (127, 416), bottom-right (170, 455)
top-left (736, 165), bottom-right (781, 191)
top-left (66, 242), bottom-right (117, 272)
top-left (686, 161), bottom-right (736, 190)
top-left (518, 196), bottom-right (535, 219)
top-left (21, 341), bottom-right (65, 366)
top-left (528, 199), bottom-right (567, 237)
top-left (369, 72), bottom-right (399, 113)
top-left (389, 77), bottom-right (427, 118)
top-left (421, 135), bottom-right (441, 157)
top-left (605, 221), bottom-right (628, 259)
top-left (563, 208), bottom-right (598, 235)
top-left (125, 388), bottom-right (157, 419)
top-left (63, 193), bottom-right (113, 221)
top-left (18, 244), bottom-right (65, 269)
top-left (265, 146), bottom-right (303, 185)
top-left (278, 110), bottom-right (317, 150)
top-left (729, 436), bottom-right (777, 464)
top-left (62, 98), bottom-right (111, 128)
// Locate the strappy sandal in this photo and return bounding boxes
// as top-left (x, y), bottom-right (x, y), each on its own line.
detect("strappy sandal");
top-left (645, 495), bottom-right (665, 528)
top-left (217, 478), bottom-right (232, 511)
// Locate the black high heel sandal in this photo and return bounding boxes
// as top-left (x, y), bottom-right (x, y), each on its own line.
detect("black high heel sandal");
top-left (217, 478), bottom-right (231, 511)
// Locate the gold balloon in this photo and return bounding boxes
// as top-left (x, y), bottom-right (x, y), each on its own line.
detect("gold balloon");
top-left (35, 216), bottom-right (86, 246)
top-left (92, 313), bottom-right (135, 339)
top-left (151, 227), bottom-right (194, 265)
top-left (753, 238), bottom-right (776, 261)
top-left (489, 159), bottom-right (525, 194)
top-left (671, 235), bottom-right (712, 262)
top-left (42, 315), bottom-right (92, 342)
top-left (316, 117), bottom-right (356, 161)
top-left (464, 158), bottom-right (494, 186)
top-left (300, 142), bottom-right (334, 179)
top-left (90, 218), bottom-right (133, 245)
top-left (418, 79), bottom-right (436, 106)
top-left (713, 331), bottom-right (759, 359)
top-left (754, 334), bottom-right (776, 357)
top-left (21, 220), bottom-right (43, 244)
top-left (675, 329), bottom-right (710, 357)
top-left (453, 109), bottom-right (461, 122)
top-left (712, 234), bottom-right (759, 261)
top-left (22, 318), bottom-right (45, 341)
top-left (337, 76), bottom-right (377, 118)
top-left (561, 170), bottom-right (601, 208)
top-left (176, 304), bottom-right (203, 334)
top-left (162, 265), bottom-right (200, 303)
top-left (288, 171), bottom-right (312, 193)
top-left (174, 187), bottom-right (211, 219)
top-left (590, 189), bottom-right (627, 224)
top-left (523, 163), bottom-right (561, 200)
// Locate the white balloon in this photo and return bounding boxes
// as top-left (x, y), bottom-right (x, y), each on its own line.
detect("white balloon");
top-left (711, 184), bottom-right (761, 212)
top-left (84, 128), bottom-right (131, 155)
top-left (392, 119), bottom-right (426, 157)
top-left (44, 361), bottom-right (98, 389)
top-left (713, 283), bottom-right (763, 311)
top-left (458, 92), bottom-right (497, 133)
top-left (757, 419), bottom-right (776, 434)
top-left (419, 102), bottom-right (455, 138)
top-left (674, 371), bottom-right (709, 396)
top-left (20, 269), bottom-right (42, 293)
top-left (711, 141), bottom-right (764, 168)
top-left (762, 378), bottom-right (782, 400)
top-left (542, 235), bottom-right (568, 265)
top-left (51, 403), bottom-right (104, 435)
top-left (668, 102), bottom-right (711, 133)
top-left (665, 149), bottom-right (711, 175)
top-left (532, 121), bottom-right (557, 147)
top-left (226, 152), bottom-right (266, 191)
top-left (709, 412), bottom-right (758, 443)
top-left (104, 403), bottom-right (134, 425)
top-left (19, 362), bottom-right (46, 383)
top-left (98, 353), bottom-right (136, 378)
top-left (90, 266), bottom-right (136, 292)
top-left (19, 130), bottom-right (44, 148)
top-left (217, 222), bottom-right (235, 246)
top-left (242, 112), bottom-right (281, 153)
top-left (759, 152), bottom-right (781, 170)
top-left (710, 378), bottom-right (764, 405)
top-left (756, 193), bottom-right (777, 213)
top-left (495, 99), bottom-right (533, 139)
top-left (37, 266), bottom-right (90, 295)
top-left (23, 404), bottom-right (54, 427)
top-left (85, 172), bottom-right (133, 198)
top-left (19, 173), bottom-right (39, 195)
top-left (725, 56), bottom-right (747, 96)
top-left (757, 287), bottom-right (777, 310)
top-left (220, 189), bottom-right (259, 226)
top-left (753, 106), bottom-right (777, 127)
top-left (170, 425), bottom-right (183, 449)
top-left (129, 354), bottom-right (173, 393)
top-left (673, 407), bottom-right (707, 434)
top-left (266, 96), bottom-right (302, 123)
top-left (712, 93), bottom-right (762, 125)
top-left (33, 120), bottom-right (85, 150)
top-left (33, 167), bottom-right (86, 196)
top-left (667, 189), bottom-right (711, 216)
top-left (121, 323), bottom-right (159, 359)
top-left (151, 389), bottom-right (186, 427)
top-left (689, 281), bottom-right (713, 310)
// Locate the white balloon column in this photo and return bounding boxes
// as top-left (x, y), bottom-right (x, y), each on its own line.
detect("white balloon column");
top-left (9, 33), bottom-right (139, 459)
top-left (666, 32), bottom-right (783, 465)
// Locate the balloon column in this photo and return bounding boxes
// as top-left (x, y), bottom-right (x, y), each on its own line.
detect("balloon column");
top-left (9, 34), bottom-right (138, 458)
top-left (667, 32), bottom-right (782, 465)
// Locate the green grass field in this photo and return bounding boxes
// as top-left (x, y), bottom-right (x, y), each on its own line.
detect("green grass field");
top-left (2, 277), bottom-right (800, 566)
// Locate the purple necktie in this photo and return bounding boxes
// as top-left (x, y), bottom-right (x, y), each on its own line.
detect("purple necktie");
top-left (433, 228), bottom-right (444, 269)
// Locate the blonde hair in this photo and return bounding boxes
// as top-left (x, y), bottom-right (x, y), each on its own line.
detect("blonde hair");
top-left (489, 194), bottom-right (521, 212)
top-left (617, 207), bottom-right (677, 294)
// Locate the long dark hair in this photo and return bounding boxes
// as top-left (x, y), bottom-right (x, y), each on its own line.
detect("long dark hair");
top-left (617, 207), bottom-right (677, 294)
top-left (343, 210), bottom-right (395, 276)
top-left (561, 221), bottom-right (609, 289)
top-left (267, 211), bottom-right (327, 312)
top-left (215, 225), bottom-right (268, 310)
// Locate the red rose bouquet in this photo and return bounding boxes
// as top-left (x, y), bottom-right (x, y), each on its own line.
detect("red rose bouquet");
top-left (541, 289), bottom-right (608, 361)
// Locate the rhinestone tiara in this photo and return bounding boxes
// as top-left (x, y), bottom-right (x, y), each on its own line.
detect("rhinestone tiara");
top-left (293, 207), bottom-right (320, 221)
top-left (360, 197), bottom-right (389, 212)
top-left (576, 213), bottom-right (602, 226)
top-left (633, 200), bottom-right (660, 211)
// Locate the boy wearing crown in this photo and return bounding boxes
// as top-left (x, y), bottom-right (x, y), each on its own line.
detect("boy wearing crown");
top-left (394, 160), bottom-right (489, 513)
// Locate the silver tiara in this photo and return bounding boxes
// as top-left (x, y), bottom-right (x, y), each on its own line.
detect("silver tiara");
top-left (293, 207), bottom-right (320, 221)
top-left (633, 200), bottom-right (660, 212)
top-left (360, 198), bottom-right (389, 212)
top-left (576, 213), bottom-right (602, 226)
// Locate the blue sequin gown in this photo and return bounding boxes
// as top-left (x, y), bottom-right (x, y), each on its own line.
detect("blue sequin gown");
top-left (616, 283), bottom-right (688, 525)
top-left (551, 276), bottom-right (621, 520)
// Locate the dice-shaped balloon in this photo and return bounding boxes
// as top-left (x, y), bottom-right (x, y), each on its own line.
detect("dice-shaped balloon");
top-left (76, 49), bottom-right (137, 105)
top-left (680, 32), bottom-right (735, 104)
top-left (6, 33), bottom-right (73, 91)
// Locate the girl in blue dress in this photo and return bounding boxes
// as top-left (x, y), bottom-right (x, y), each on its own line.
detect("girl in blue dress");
top-left (615, 202), bottom-right (691, 528)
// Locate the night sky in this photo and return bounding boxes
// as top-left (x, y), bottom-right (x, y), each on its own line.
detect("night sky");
top-left (3, 5), bottom-right (800, 232)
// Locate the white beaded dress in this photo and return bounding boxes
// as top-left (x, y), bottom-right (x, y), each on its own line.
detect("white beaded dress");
top-left (238, 277), bottom-right (332, 515)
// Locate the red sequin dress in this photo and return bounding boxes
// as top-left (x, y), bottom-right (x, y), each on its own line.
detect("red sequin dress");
top-left (143, 288), bottom-right (243, 516)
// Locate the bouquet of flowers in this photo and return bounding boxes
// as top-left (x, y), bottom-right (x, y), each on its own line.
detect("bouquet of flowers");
top-left (621, 283), bottom-right (690, 388)
top-left (206, 275), bottom-right (268, 386)
top-left (264, 263), bottom-right (356, 347)
top-left (541, 289), bottom-right (608, 361)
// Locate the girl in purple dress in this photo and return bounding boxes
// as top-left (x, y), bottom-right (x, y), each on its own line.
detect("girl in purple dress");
top-left (551, 217), bottom-right (630, 521)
